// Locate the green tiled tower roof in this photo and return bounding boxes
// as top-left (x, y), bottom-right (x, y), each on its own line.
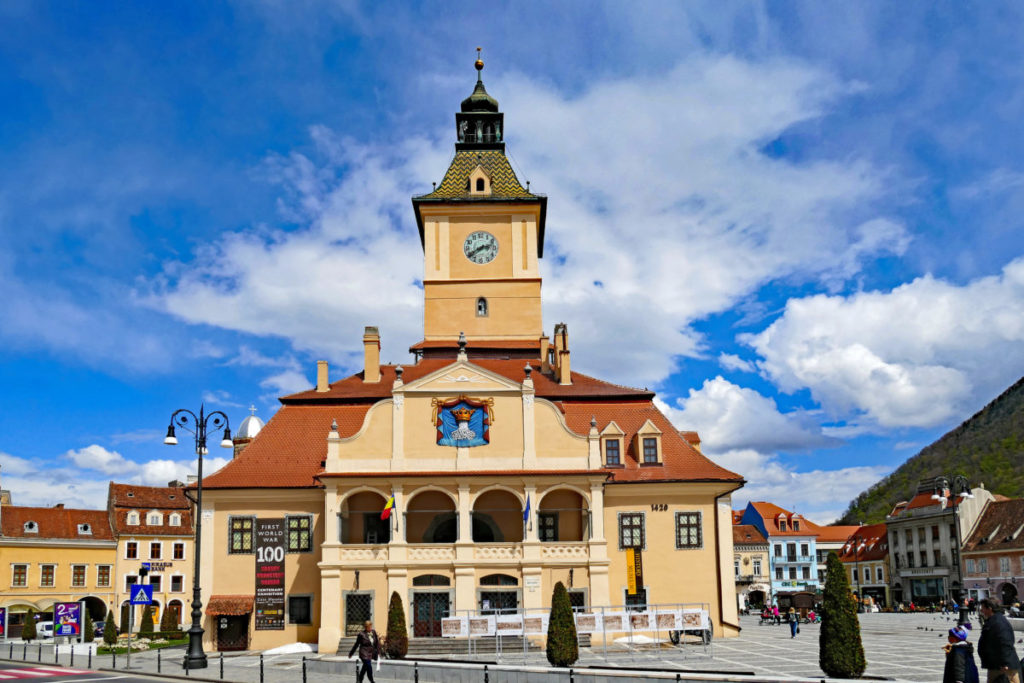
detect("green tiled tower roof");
top-left (418, 150), bottom-right (537, 200)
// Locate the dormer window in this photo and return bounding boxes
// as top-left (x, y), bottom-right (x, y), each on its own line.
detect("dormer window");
top-left (468, 166), bottom-right (492, 196)
top-left (779, 520), bottom-right (787, 532)
top-left (600, 421), bottom-right (626, 467)
top-left (642, 438), bottom-right (658, 463)
top-left (169, 513), bottom-right (181, 527)
top-left (78, 524), bottom-right (92, 535)
top-left (605, 439), bottom-right (621, 466)
top-left (476, 297), bottom-right (488, 317)
top-left (23, 521), bottom-right (38, 533)
top-left (476, 178), bottom-right (485, 191)
top-left (147, 511), bottom-right (163, 526)
top-left (634, 419), bottom-right (663, 465)
top-left (792, 519), bottom-right (800, 531)
top-left (127, 512), bottom-right (140, 526)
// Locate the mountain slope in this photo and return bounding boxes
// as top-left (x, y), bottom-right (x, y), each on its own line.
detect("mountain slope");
top-left (839, 375), bottom-right (1024, 525)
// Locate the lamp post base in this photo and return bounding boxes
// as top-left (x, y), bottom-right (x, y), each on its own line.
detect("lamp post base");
top-left (183, 626), bottom-right (208, 669)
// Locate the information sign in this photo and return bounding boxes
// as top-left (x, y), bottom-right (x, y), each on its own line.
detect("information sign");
top-left (54, 603), bottom-right (81, 636)
top-left (254, 518), bottom-right (286, 630)
top-left (0, 607), bottom-right (7, 639)
top-left (625, 547), bottom-right (644, 595)
top-left (129, 584), bottom-right (153, 605)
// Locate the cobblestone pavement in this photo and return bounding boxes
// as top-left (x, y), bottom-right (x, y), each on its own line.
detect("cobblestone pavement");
top-left (1, 611), bottom-right (1014, 682)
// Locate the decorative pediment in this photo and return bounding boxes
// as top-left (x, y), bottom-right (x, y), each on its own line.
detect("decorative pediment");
top-left (399, 360), bottom-right (523, 394)
top-left (600, 420), bottom-right (625, 436)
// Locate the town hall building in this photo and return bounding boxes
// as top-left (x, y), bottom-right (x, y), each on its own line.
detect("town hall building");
top-left (197, 56), bottom-right (744, 653)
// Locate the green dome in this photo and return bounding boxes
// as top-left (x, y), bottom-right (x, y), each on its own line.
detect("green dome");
top-left (461, 78), bottom-right (499, 113)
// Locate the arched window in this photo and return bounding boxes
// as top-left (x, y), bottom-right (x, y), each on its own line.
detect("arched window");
top-left (147, 511), bottom-right (163, 526)
top-left (480, 573), bottom-right (518, 586)
top-left (169, 513), bottom-right (181, 527)
top-left (413, 574), bottom-right (451, 587)
top-left (476, 178), bottom-right (485, 192)
top-left (476, 297), bottom-right (488, 317)
top-left (127, 512), bottom-right (140, 526)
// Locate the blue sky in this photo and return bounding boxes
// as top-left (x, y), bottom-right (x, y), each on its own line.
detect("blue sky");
top-left (2, 2), bottom-right (1024, 522)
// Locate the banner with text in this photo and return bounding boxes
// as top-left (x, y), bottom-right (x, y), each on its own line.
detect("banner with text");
top-left (626, 547), bottom-right (644, 595)
top-left (54, 602), bottom-right (81, 636)
top-left (255, 518), bottom-right (286, 630)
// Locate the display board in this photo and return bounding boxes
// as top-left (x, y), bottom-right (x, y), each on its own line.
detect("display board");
top-left (54, 603), bottom-right (81, 637)
top-left (254, 518), bottom-right (286, 630)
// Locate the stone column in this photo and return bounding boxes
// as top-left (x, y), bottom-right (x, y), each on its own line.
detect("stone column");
top-left (317, 568), bottom-right (343, 652)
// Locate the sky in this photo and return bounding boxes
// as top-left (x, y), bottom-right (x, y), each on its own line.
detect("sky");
top-left (2, 1), bottom-right (1024, 523)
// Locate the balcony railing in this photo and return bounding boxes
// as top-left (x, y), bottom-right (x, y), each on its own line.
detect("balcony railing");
top-left (735, 574), bottom-right (763, 585)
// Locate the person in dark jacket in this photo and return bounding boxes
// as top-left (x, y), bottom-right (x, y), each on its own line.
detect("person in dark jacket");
top-left (944, 625), bottom-right (980, 683)
top-left (347, 620), bottom-right (380, 683)
top-left (977, 599), bottom-right (1021, 683)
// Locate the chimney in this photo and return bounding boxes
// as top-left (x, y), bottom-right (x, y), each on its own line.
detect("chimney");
top-left (316, 360), bottom-right (329, 392)
top-left (552, 323), bottom-right (567, 369)
top-left (558, 349), bottom-right (572, 385)
top-left (363, 326), bottom-right (381, 383)
top-left (539, 335), bottom-right (551, 374)
top-left (553, 323), bottom-right (571, 384)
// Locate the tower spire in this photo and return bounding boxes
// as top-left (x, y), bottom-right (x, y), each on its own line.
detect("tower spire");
top-left (475, 46), bottom-right (484, 82)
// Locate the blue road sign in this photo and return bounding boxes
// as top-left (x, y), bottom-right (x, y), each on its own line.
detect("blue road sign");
top-left (129, 584), bottom-right (153, 605)
top-left (141, 562), bottom-right (151, 571)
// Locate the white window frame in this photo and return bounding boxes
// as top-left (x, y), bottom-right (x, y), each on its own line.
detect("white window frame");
top-left (96, 564), bottom-right (112, 588)
top-left (124, 574), bottom-right (139, 592)
top-left (147, 510), bottom-right (163, 526)
top-left (149, 541), bottom-right (163, 560)
top-left (71, 564), bottom-right (88, 588)
top-left (978, 558), bottom-right (989, 573)
top-left (148, 573), bottom-right (163, 593)
top-left (40, 564), bottom-right (57, 587)
top-left (876, 566), bottom-right (884, 583)
top-left (125, 540), bottom-right (139, 559)
top-left (77, 523), bottom-right (92, 535)
top-left (172, 542), bottom-right (186, 560)
top-left (169, 513), bottom-right (181, 527)
top-left (966, 558), bottom-right (976, 574)
top-left (170, 574), bottom-right (185, 593)
top-left (127, 511), bottom-right (140, 526)
top-left (1000, 556), bottom-right (1011, 574)
top-left (11, 563), bottom-right (28, 587)
top-left (753, 558), bottom-right (762, 576)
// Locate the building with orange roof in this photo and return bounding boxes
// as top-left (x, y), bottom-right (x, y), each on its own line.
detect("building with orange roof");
top-left (837, 522), bottom-right (891, 607)
top-left (738, 502), bottom-right (822, 605)
top-left (885, 477), bottom-right (993, 606)
top-left (960, 496), bottom-right (1024, 605)
top-left (192, 58), bottom-right (745, 654)
top-left (732, 525), bottom-right (770, 611)
top-left (0, 502), bottom-right (116, 637)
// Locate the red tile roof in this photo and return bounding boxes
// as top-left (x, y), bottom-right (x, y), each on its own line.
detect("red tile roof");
top-left (837, 522), bottom-right (889, 562)
top-left (206, 595), bottom-right (253, 616)
top-left (1, 505), bottom-right (114, 540)
top-left (282, 360), bottom-right (655, 403)
top-left (747, 502), bottom-right (816, 536)
top-left (560, 401), bottom-right (742, 483)
top-left (202, 404), bottom-right (371, 489)
top-left (963, 499), bottom-right (1024, 552)
top-left (811, 524), bottom-right (860, 543)
top-left (733, 524), bottom-right (767, 545)
top-left (680, 431), bottom-right (701, 445)
top-left (109, 483), bottom-right (190, 509)
top-left (889, 491), bottom-right (965, 517)
top-left (409, 340), bottom-right (541, 351)
top-left (732, 510), bottom-right (744, 525)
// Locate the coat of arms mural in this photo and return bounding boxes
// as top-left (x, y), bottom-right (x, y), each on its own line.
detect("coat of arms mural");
top-left (431, 395), bottom-right (495, 447)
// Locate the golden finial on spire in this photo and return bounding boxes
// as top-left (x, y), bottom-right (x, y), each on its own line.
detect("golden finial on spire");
top-left (475, 46), bottom-right (484, 72)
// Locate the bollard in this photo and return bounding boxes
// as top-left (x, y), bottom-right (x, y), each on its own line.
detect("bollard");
top-left (302, 656), bottom-right (307, 683)
top-left (71, 647), bottom-right (74, 668)
top-left (55, 641), bottom-right (58, 664)
top-left (88, 646), bottom-right (91, 668)
top-left (676, 675), bottom-right (681, 682)
top-left (158, 648), bottom-right (161, 673)
top-left (38, 643), bottom-right (42, 662)
top-left (260, 653), bottom-right (264, 683)
top-left (8, 641), bottom-right (11, 658)
top-left (112, 649), bottom-right (116, 669)
top-left (220, 652), bottom-right (224, 679)
top-left (569, 667), bottom-right (574, 683)
top-left (415, 661), bottom-right (419, 683)
top-left (185, 659), bottom-right (190, 677)
top-left (23, 643), bottom-right (27, 660)
top-left (484, 663), bottom-right (489, 683)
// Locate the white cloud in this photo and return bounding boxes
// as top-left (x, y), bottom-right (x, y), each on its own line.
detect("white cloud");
top-left (718, 353), bottom-right (756, 373)
top-left (201, 390), bottom-right (246, 409)
top-left (744, 257), bottom-right (1024, 428)
top-left (661, 377), bottom-right (835, 453)
top-left (64, 444), bottom-right (230, 487)
top-left (260, 369), bottom-right (312, 396)
top-left (151, 56), bottom-right (902, 386)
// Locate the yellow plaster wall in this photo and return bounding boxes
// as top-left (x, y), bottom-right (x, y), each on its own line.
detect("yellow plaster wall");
top-left (533, 400), bottom-right (589, 459)
top-left (423, 280), bottom-right (542, 340)
top-left (113, 536), bottom-right (194, 627)
top-left (0, 542), bottom-right (117, 613)
top-left (447, 216), bottom-right (514, 280)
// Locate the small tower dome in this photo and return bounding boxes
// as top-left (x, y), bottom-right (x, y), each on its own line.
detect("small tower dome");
top-left (232, 405), bottom-right (264, 457)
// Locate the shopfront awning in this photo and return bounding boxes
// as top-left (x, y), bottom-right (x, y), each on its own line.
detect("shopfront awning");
top-left (206, 595), bottom-right (254, 616)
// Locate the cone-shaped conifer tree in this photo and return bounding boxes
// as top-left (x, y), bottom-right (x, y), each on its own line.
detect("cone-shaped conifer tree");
top-left (820, 551), bottom-right (866, 678)
top-left (546, 581), bottom-right (578, 666)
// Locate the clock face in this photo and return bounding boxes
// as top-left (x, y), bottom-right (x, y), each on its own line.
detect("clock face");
top-left (463, 231), bottom-right (499, 264)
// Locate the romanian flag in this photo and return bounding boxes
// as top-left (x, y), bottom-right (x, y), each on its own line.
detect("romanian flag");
top-left (381, 495), bottom-right (396, 520)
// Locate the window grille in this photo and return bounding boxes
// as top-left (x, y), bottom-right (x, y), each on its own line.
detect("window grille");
top-left (229, 516), bottom-right (254, 554)
top-left (287, 515), bottom-right (313, 552)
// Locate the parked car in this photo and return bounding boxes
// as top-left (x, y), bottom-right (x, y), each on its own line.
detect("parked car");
top-left (93, 620), bottom-right (106, 635)
top-left (36, 621), bottom-right (54, 639)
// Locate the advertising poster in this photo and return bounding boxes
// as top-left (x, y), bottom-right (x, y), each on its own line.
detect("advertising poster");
top-left (521, 613), bottom-right (549, 635)
top-left (682, 608), bottom-right (709, 630)
top-left (440, 616), bottom-right (467, 638)
top-left (629, 611), bottom-right (653, 631)
top-left (54, 602), bottom-right (81, 636)
top-left (0, 607), bottom-right (6, 639)
top-left (601, 611), bottom-right (625, 631)
top-left (494, 613), bottom-right (523, 636)
top-left (468, 615), bottom-right (495, 636)
top-left (573, 612), bottom-right (601, 634)
top-left (254, 518), bottom-right (286, 630)
top-left (655, 610), bottom-right (682, 631)
top-left (626, 547), bottom-right (644, 596)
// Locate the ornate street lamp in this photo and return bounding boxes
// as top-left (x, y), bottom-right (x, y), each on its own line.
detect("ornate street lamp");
top-left (164, 404), bottom-right (233, 670)
top-left (932, 475), bottom-right (974, 626)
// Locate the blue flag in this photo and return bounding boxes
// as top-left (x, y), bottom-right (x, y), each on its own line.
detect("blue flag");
top-left (523, 494), bottom-right (531, 522)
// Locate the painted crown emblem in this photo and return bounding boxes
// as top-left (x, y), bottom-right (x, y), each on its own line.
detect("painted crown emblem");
top-left (451, 406), bottom-right (476, 421)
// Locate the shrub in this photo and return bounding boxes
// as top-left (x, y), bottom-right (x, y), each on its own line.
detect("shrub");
top-left (546, 581), bottom-right (578, 667)
top-left (21, 610), bottom-right (37, 641)
top-left (819, 551), bottom-right (866, 678)
top-left (139, 605), bottom-right (155, 635)
top-left (83, 614), bottom-right (95, 641)
top-left (103, 612), bottom-right (118, 646)
top-left (160, 605), bottom-right (178, 632)
top-left (384, 591), bottom-right (409, 659)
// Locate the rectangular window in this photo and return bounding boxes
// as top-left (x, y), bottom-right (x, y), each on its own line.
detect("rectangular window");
top-left (624, 588), bottom-right (647, 611)
top-left (779, 520), bottom-right (787, 532)
top-left (918, 528), bottom-right (926, 543)
top-left (932, 525), bottom-right (940, 541)
top-left (605, 439), bottom-right (621, 466)
top-left (876, 566), bottom-right (884, 582)
top-left (539, 512), bottom-right (558, 542)
top-left (289, 595), bottom-right (313, 625)
top-left (173, 542), bottom-right (185, 560)
top-left (149, 575), bottom-right (162, 592)
top-left (1020, 557), bottom-right (1024, 574)
top-left (788, 567), bottom-right (797, 580)
top-left (905, 529), bottom-right (913, 545)
top-left (12, 564), bottom-right (27, 587)
top-left (753, 559), bottom-right (762, 576)
top-left (642, 438), bottom-right (658, 463)
top-left (801, 566), bottom-right (810, 580)
top-left (40, 564), bottom-right (55, 587)
top-left (1000, 557), bottom-right (1011, 574)
top-left (229, 516), bottom-right (255, 554)
top-left (97, 565), bottom-right (111, 587)
top-left (851, 568), bottom-right (858, 582)
top-left (71, 565), bottom-right (86, 588)
top-left (978, 558), bottom-right (988, 573)
top-left (126, 542), bottom-right (138, 559)
top-left (125, 575), bottom-right (138, 592)
top-left (734, 559), bottom-right (740, 577)
top-left (966, 558), bottom-right (976, 574)
top-left (674, 512), bottom-right (702, 549)
top-left (907, 553), bottom-right (914, 568)
top-left (775, 567), bottom-right (783, 580)
top-left (171, 575), bottom-right (184, 593)
top-left (800, 543), bottom-right (809, 557)
top-left (287, 515), bottom-right (313, 553)
top-left (774, 544), bottom-right (782, 557)
top-left (950, 523), bottom-right (957, 540)
top-left (934, 550), bottom-right (942, 566)
top-left (149, 542), bottom-right (162, 559)
top-left (920, 551), bottom-right (928, 566)
top-left (618, 513), bottom-right (645, 549)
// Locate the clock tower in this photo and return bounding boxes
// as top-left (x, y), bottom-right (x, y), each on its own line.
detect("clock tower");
top-left (412, 51), bottom-right (547, 348)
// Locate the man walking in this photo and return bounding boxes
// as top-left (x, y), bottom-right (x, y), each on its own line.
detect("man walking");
top-left (348, 620), bottom-right (380, 683)
top-left (977, 599), bottom-right (1020, 683)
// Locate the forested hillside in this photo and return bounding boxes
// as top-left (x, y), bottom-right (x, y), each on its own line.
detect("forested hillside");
top-left (839, 375), bottom-right (1024, 525)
